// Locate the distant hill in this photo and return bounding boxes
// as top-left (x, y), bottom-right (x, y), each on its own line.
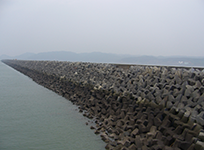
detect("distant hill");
top-left (0, 54), bottom-right (12, 60)
top-left (28, 51), bottom-right (78, 61)
top-left (26, 51), bottom-right (125, 63)
top-left (14, 52), bottom-right (35, 59)
top-left (0, 53), bottom-right (35, 60)
top-left (1, 51), bottom-right (204, 67)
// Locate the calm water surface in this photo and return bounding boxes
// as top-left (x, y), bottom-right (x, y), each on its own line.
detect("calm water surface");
top-left (0, 62), bottom-right (105, 150)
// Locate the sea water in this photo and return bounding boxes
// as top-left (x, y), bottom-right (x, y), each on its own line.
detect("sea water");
top-left (0, 62), bottom-right (105, 150)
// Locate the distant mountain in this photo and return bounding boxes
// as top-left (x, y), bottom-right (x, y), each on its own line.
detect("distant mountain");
top-left (0, 54), bottom-right (12, 60)
top-left (1, 51), bottom-right (204, 67)
top-left (15, 52), bottom-right (35, 59)
top-left (78, 52), bottom-right (125, 63)
top-left (28, 51), bottom-right (78, 61)
top-left (0, 51), bottom-right (125, 63)
top-left (0, 53), bottom-right (35, 60)
top-left (26, 51), bottom-right (125, 63)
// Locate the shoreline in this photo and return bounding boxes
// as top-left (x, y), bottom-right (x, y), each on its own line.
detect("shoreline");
top-left (2, 60), bottom-right (204, 150)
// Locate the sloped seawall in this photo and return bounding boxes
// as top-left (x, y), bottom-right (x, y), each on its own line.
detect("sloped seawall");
top-left (2, 60), bottom-right (204, 150)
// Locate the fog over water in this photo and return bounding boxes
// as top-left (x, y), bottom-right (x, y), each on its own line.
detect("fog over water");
top-left (0, 0), bottom-right (204, 57)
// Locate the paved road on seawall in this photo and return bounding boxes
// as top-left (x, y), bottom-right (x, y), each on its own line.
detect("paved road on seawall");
top-left (2, 59), bottom-right (204, 150)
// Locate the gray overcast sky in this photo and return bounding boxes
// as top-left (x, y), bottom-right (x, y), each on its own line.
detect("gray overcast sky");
top-left (0, 0), bottom-right (204, 57)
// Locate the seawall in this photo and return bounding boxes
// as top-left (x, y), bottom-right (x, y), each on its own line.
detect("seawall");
top-left (2, 60), bottom-right (204, 150)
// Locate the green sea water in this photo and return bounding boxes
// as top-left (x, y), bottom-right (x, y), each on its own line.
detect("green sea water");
top-left (0, 62), bottom-right (105, 150)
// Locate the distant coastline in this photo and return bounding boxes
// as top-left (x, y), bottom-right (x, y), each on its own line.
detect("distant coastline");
top-left (1, 51), bottom-right (204, 67)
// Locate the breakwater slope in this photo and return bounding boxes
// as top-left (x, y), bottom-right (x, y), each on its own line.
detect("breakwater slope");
top-left (2, 60), bottom-right (204, 150)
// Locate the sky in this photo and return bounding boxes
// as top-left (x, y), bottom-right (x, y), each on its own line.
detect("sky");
top-left (0, 0), bottom-right (204, 57)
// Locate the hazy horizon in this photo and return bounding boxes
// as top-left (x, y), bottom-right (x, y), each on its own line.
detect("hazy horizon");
top-left (1, 0), bottom-right (204, 57)
top-left (2, 51), bottom-right (204, 58)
